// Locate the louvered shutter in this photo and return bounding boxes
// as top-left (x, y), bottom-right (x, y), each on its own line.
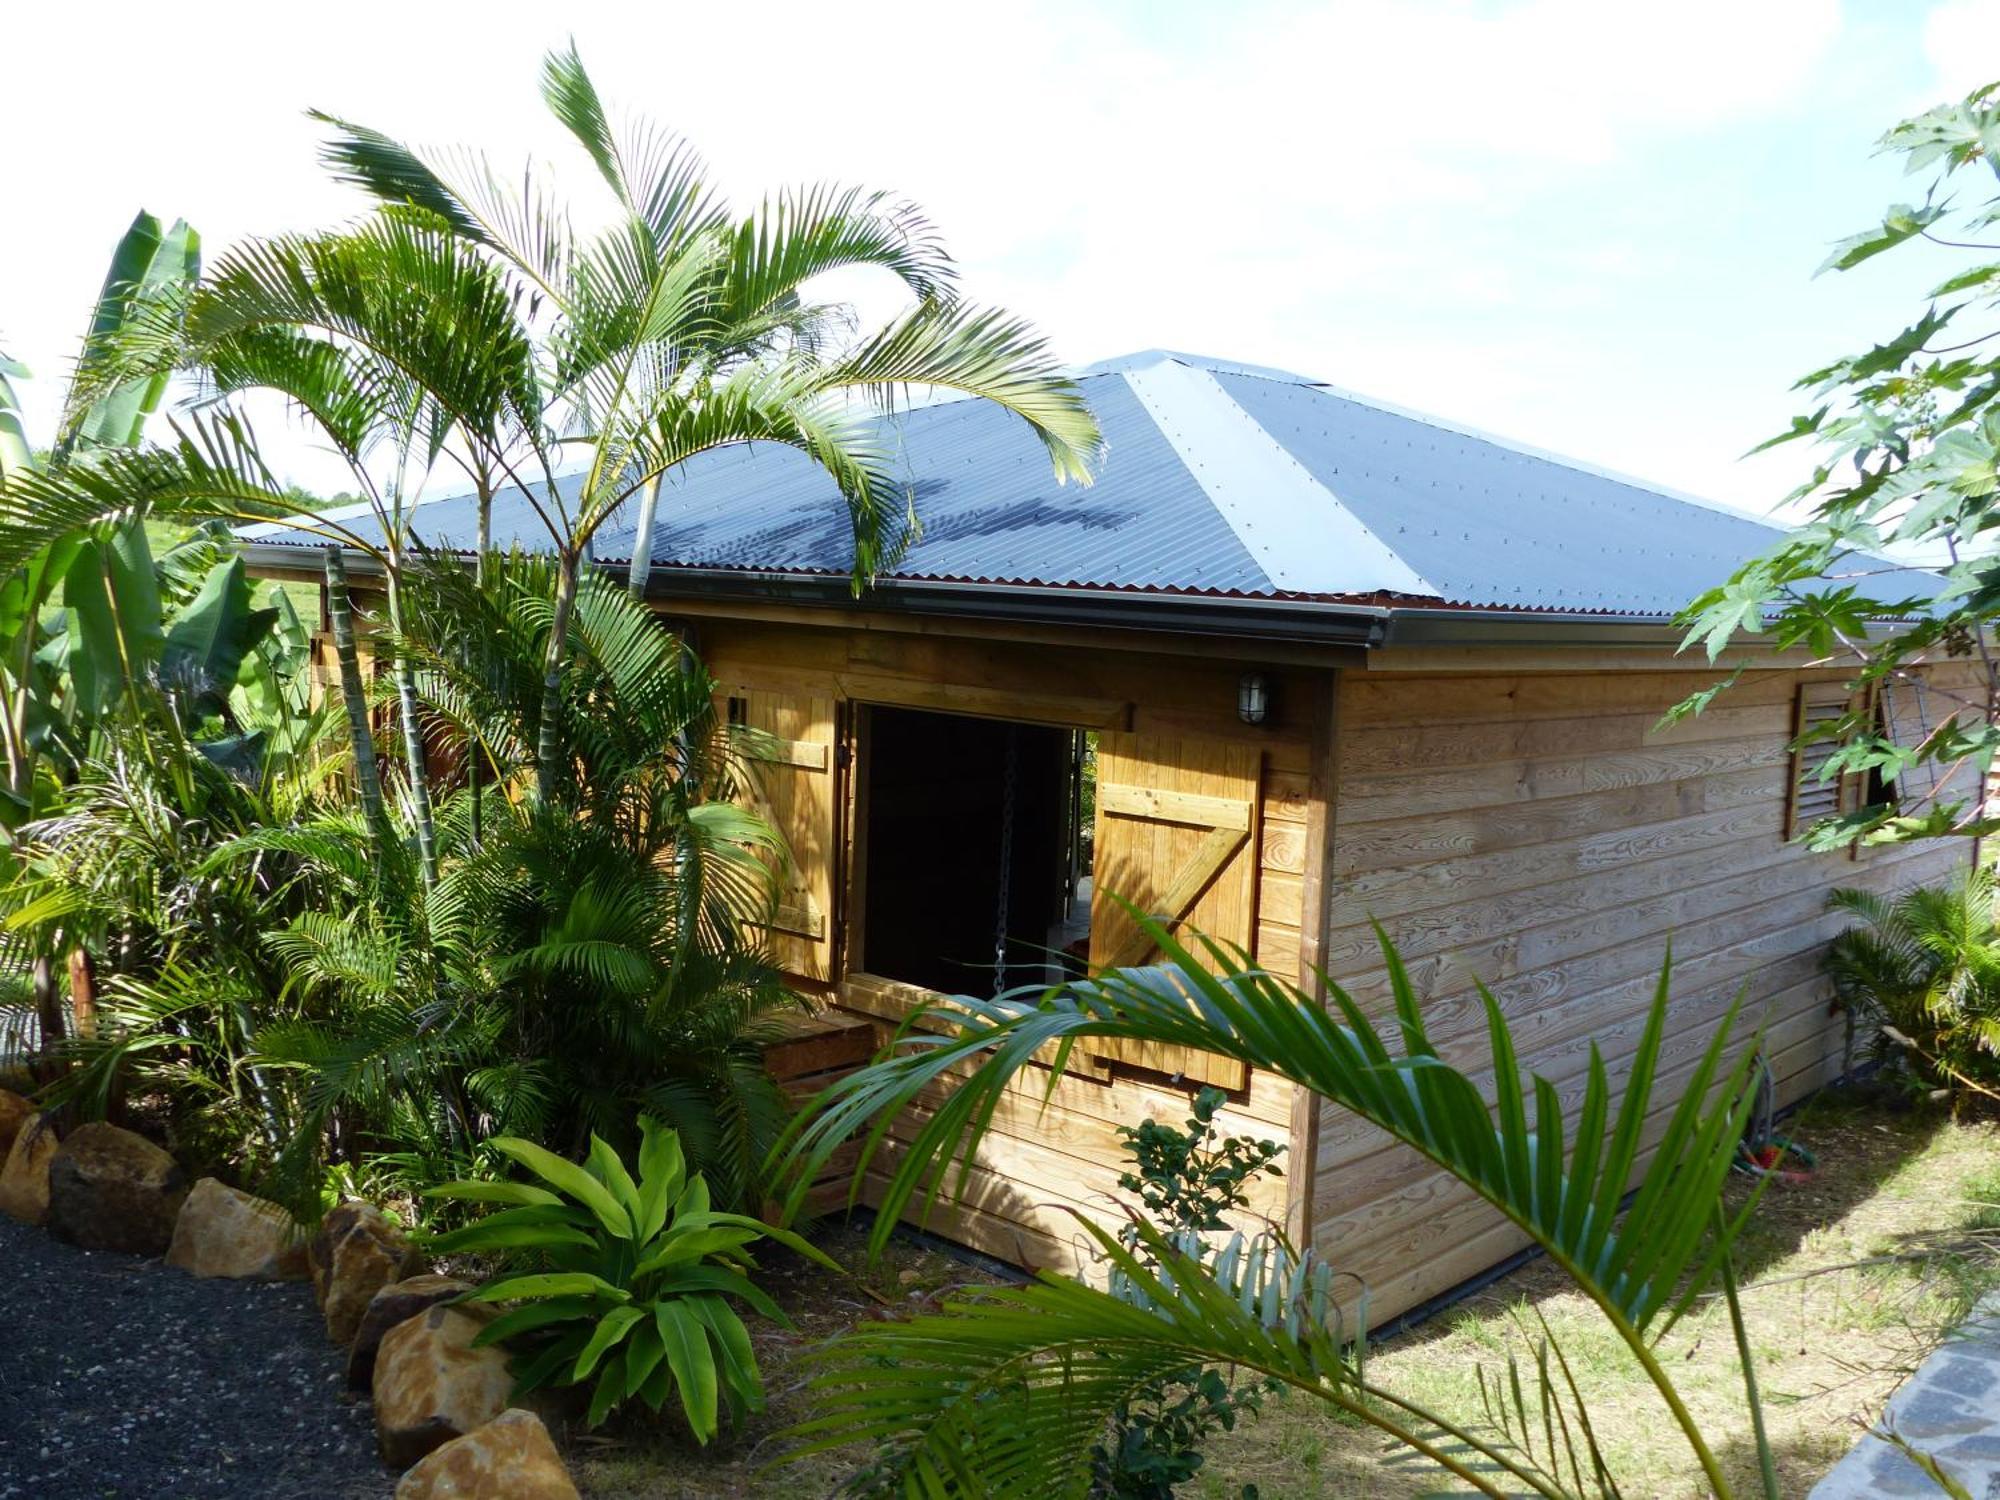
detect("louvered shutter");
top-left (1789, 681), bottom-right (1864, 839)
top-left (1089, 732), bottom-right (1260, 1090)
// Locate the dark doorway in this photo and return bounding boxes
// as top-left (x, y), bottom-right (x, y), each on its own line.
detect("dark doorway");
top-left (861, 706), bottom-right (1090, 997)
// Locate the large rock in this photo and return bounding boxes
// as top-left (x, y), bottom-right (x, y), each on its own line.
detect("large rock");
top-left (46, 1122), bottom-right (188, 1254)
top-left (166, 1177), bottom-right (308, 1280)
top-left (310, 1201), bottom-right (425, 1347)
top-left (0, 1114), bottom-right (58, 1225)
top-left (347, 1274), bottom-right (474, 1390)
top-left (373, 1304), bottom-right (514, 1470)
top-left (0, 1089), bottom-right (31, 1158)
top-left (392, 1408), bottom-right (578, 1499)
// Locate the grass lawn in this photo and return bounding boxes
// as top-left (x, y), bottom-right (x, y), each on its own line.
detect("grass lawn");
top-left (566, 1086), bottom-right (2000, 1498)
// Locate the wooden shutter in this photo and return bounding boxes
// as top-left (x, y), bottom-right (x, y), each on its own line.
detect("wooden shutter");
top-left (1089, 732), bottom-right (1260, 1090)
top-left (1789, 681), bottom-right (1865, 839)
top-left (731, 688), bottom-right (838, 983)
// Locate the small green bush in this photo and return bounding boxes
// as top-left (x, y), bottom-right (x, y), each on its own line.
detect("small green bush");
top-left (429, 1116), bottom-right (834, 1435)
top-left (1094, 1088), bottom-right (1286, 1499)
top-left (1825, 869), bottom-right (2000, 1103)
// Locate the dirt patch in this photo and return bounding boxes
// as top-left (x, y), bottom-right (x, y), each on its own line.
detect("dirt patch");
top-left (566, 1218), bottom-right (1011, 1499)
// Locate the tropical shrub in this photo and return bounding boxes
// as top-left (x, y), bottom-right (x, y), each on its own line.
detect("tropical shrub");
top-left (0, 522), bottom-right (331, 1175)
top-left (1091, 1088), bottom-right (1284, 1500)
top-left (777, 919), bottom-right (1779, 1499)
top-left (230, 560), bottom-right (796, 1212)
top-left (1825, 869), bottom-right (2000, 1103)
top-left (429, 1116), bottom-right (834, 1434)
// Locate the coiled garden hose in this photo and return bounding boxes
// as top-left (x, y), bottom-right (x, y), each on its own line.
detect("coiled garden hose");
top-left (1732, 1054), bottom-right (1819, 1182)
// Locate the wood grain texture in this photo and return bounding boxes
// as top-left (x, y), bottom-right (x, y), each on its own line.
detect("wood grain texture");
top-left (697, 619), bottom-right (1307, 1270)
top-left (1091, 731), bottom-right (1263, 1088)
top-left (727, 687), bottom-right (839, 982)
top-left (1309, 663), bottom-right (1978, 1322)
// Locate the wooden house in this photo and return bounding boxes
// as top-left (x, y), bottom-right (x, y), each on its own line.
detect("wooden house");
top-left (243, 350), bottom-right (1974, 1321)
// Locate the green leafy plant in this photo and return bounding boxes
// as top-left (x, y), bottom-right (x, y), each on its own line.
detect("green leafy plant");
top-left (237, 557), bottom-right (797, 1211)
top-left (1090, 1087), bottom-right (1285, 1499)
top-left (1114, 1087), bottom-right (1283, 1237)
top-left (0, 210), bottom-right (200, 822)
top-left (1825, 869), bottom-right (2000, 1103)
top-left (430, 1116), bottom-right (836, 1435)
top-left (1671, 81), bottom-right (2000, 851)
top-left (776, 914), bottom-right (1778, 1498)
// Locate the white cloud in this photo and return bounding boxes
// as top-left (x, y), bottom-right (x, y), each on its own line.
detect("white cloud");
top-left (0, 0), bottom-right (1854, 506)
top-left (1924, 0), bottom-right (2000, 96)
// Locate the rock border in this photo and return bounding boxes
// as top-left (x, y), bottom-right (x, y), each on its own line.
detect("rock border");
top-left (0, 1088), bottom-right (582, 1494)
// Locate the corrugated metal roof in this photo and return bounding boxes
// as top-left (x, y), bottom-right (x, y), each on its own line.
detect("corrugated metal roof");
top-left (243, 348), bottom-right (1927, 618)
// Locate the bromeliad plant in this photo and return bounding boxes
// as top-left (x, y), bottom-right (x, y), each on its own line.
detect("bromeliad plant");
top-left (429, 1117), bottom-right (836, 1437)
top-left (776, 915), bottom-right (1780, 1499)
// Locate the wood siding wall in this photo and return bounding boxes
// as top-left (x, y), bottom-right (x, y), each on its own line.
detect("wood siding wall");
top-left (692, 617), bottom-right (1318, 1275)
top-left (1311, 663), bottom-right (1977, 1319)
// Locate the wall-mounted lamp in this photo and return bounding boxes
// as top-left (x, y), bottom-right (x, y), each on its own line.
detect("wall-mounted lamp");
top-left (1237, 672), bottom-right (1270, 725)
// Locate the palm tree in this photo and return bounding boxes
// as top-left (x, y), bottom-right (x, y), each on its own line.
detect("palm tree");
top-left (312, 43), bottom-right (1103, 799)
top-left (774, 920), bottom-right (1780, 1500)
top-left (0, 212), bottom-right (537, 882)
top-left (0, 46), bottom-right (1099, 833)
top-left (232, 555), bottom-right (795, 1207)
top-left (1826, 868), bottom-right (2000, 1101)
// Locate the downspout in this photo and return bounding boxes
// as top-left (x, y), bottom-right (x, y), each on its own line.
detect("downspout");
top-left (627, 477), bottom-right (661, 597)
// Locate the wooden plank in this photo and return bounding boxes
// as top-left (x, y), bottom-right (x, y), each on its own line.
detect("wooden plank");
top-left (760, 1010), bottom-right (876, 1082)
top-left (1304, 661), bottom-right (1975, 1323)
top-left (839, 973), bottom-right (1112, 1081)
top-left (1336, 765), bottom-right (1785, 873)
top-left (1336, 732), bottom-right (1789, 825)
top-left (837, 669), bottom-right (1133, 732)
top-left (1099, 783), bottom-right (1253, 832)
top-left (1100, 825), bottom-right (1249, 968)
top-left (1338, 667), bottom-right (1811, 729)
top-left (728, 688), bottom-right (839, 983)
top-left (1287, 669), bottom-right (1339, 1245)
top-left (1092, 732), bottom-right (1263, 1089)
top-left (1338, 699), bottom-right (1788, 776)
top-left (746, 736), bottom-right (831, 771)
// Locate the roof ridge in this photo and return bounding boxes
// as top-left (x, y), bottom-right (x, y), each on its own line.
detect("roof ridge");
top-left (1119, 359), bottom-right (1438, 598)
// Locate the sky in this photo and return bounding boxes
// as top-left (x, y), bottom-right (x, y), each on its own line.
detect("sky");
top-left (6, 0), bottom-right (2000, 518)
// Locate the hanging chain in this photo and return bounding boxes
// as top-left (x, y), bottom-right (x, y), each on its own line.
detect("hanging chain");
top-left (993, 724), bottom-right (1018, 997)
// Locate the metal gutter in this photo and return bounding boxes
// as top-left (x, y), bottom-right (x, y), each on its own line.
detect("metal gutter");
top-left (242, 542), bottom-right (1771, 652)
top-left (238, 541), bottom-right (1395, 647)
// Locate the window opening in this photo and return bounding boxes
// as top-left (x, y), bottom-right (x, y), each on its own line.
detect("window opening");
top-left (860, 706), bottom-right (1094, 996)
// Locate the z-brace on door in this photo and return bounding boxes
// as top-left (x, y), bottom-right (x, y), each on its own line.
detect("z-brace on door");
top-left (729, 688), bottom-right (839, 984)
top-left (1090, 732), bottom-right (1260, 1090)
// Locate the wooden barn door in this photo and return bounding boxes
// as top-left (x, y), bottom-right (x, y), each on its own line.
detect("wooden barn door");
top-left (729, 688), bottom-right (839, 984)
top-left (1090, 732), bottom-right (1261, 1089)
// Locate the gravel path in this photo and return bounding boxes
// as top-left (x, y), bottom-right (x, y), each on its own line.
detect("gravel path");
top-left (0, 1214), bottom-right (395, 1499)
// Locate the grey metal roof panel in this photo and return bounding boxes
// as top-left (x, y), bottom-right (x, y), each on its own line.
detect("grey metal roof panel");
top-left (244, 348), bottom-right (1936, 618)
top-left (1212, 369), bottom-right (1793, 614)
top-left (604, 372), bottom-right (1271, 592)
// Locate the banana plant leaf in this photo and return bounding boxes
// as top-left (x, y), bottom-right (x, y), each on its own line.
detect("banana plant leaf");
top-left (58, 211), bottom-right (201, 461)
top-left (196, 729), bottom-right (269, 779)
top-left (61, 523), bottom-right (163, 718)
top-left (161, 555), bottom-right (275, 714)
top-left (0, 352), bottom-right (30, 483)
